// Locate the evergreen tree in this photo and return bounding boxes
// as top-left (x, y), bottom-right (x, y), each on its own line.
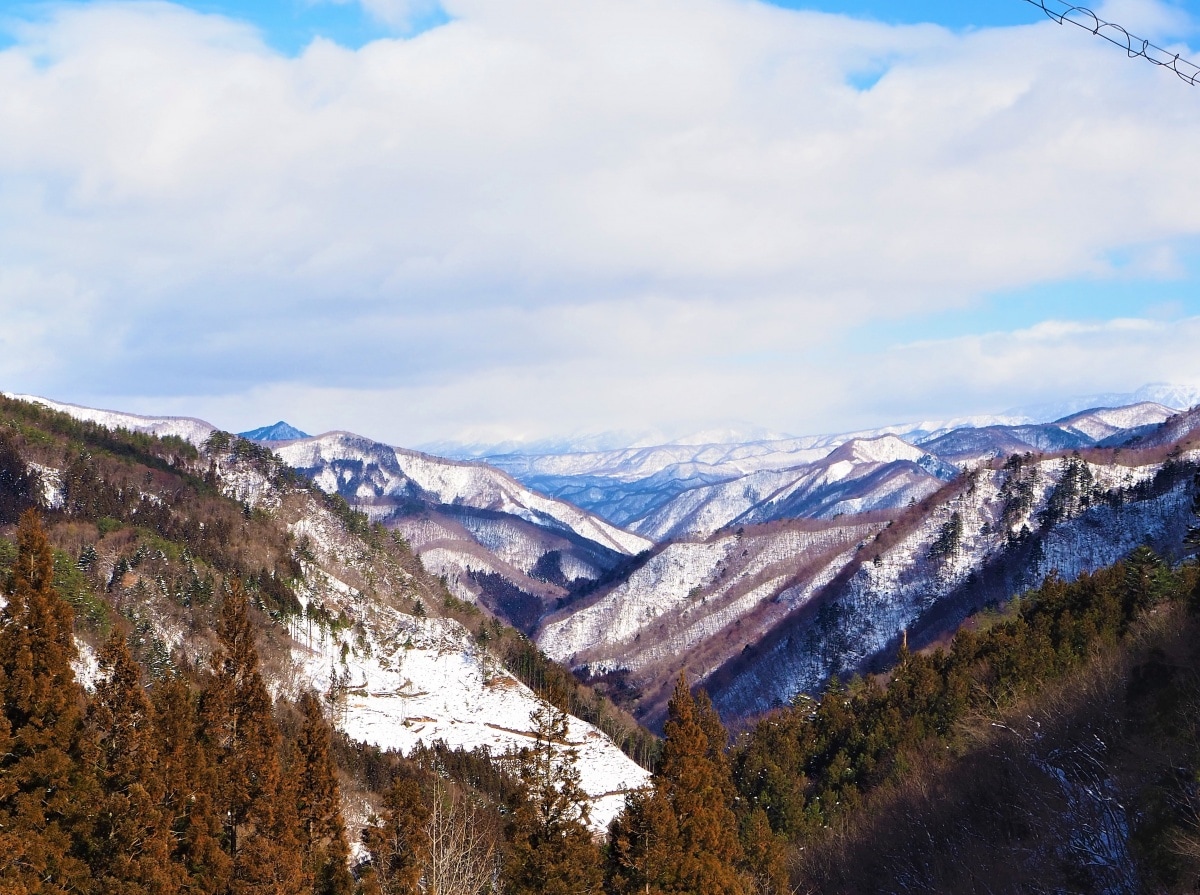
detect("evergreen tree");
top-left (738, 808), bottom-right (788, 895)
top-left (654, 677), bottom-right (745, 895)
top-left (504, 702), bottom-right (602, 895)
top-left (85, 631), bottom-right (180, 895)
top-left (360, 774), bottom-right (430, 895)
top-left (199, 579), bottom-right (303, 895)
top-left (605, 786), bottom-right (678, 895)
top-left (154, 674), bottom-right (231, 894)
top-left (295, 693), bottom-right (353, 895)
top-left (0, 431), bottom-right (40, 525)
top-left (0, 510), bottom-right (94, 894)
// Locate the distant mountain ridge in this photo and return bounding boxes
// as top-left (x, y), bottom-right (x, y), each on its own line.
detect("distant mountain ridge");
top-left (479, 402), bottom-right (1180, 540)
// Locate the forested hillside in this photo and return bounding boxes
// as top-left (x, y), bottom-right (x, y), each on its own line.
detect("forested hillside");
top-left (0, 395), bottom-right (653, 894)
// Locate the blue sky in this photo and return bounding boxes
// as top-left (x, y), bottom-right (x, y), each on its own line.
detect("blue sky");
top-left (1, 0), bottom-right (1200, 445)
top-left (0, 0), bottom-right (1150, 53)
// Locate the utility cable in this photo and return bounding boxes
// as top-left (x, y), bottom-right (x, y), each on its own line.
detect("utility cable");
top-left (1021, 0), bottom-right (1200, 85)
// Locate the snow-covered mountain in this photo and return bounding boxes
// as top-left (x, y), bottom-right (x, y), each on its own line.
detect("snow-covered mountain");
top-left (1008, 382), bottom-right (1200, 421)
top-left (3, 394), bottom-right (649, 830)
top-left (240, 420), bottom-right (310, 441)
top-left (918, 403), bottom-right (1176, 462)
top-left (21, 389), bottom-right (1200, 736)
top-left (12, 396), bottom-right (652, 635)
top-left (626, 435), bottom-right (955, 542)
top-left (273, 432), bottom-right (652, 625)
top-left (5, 393), bottom-right (216, 445)
top-left (534, 406), bottom-right (1200, 726)
top-left (707, 447), bottom-right (1196, 720)
top-left (274, 432), bottom-right (650, 555)
top-left (481, 416), bottom-right (1021, 530)
top-left (483, 404), bottom-right (1178, 540)
top-left (537, 516), bottom-right (883, 718)
top-left (224, 451), bottom-right (649, 828)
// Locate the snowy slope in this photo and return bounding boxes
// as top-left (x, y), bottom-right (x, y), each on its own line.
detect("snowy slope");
top-left (482, 403), bottom-right (1174, 532)
top-left (628, 436), bottom-right (954, 542)
top-left (1053, 402), bottom-right (1174, 442)
top-left (288, 604), bottom-right (648, 831)
top-left (486, 415), bottom-right (1024, 486)
top-left (276, 433), bottom-right (651, 556)
top-left (5, 394), bottom-right (216, 446)
top-left (1130, 404), bottom-right (1200, 450)
top-left (535, 423), bottom-right (1200, 725)
top-left (387, 507), bottom-right (613, 631)
top-left (537, 519), bottom-right (880, 696)
top-left (212, 445), bottom-right (652, 829)
top-left (708, 451), bottom-right (1192, 719)
top-left (15, 410), bottom-right (650, 830)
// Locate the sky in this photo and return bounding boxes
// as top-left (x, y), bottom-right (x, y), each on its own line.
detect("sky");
top-left (1, 0), bottom-right (1200, 447)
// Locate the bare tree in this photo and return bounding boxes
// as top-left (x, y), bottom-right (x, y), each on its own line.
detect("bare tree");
top-left (424, 782), bottom-right (502, 895)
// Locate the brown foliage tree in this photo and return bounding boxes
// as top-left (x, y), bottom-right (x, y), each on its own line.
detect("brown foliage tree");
top-left (153, 676), bottom-right (231, 894)
top-left (200, 579), bottom-right (303, 895)
top-left (360, 774), bottom-right (431, 895)
top-left (0, 510), bottom-right (94, 894)
top-left (295, 693), bottom-right (353, 895)
top-left (85, 632), bottom-right (181, 895)
top-left (610, 676), bottom-right (745, 895)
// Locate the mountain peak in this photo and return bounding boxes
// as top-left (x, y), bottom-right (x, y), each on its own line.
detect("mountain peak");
top-left (826, 434), bottom-right (925, 466)
top-left (239, 421), bottom-right (310, 442)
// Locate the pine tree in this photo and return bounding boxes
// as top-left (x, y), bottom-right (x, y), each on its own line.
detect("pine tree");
top-left (85, 631), bottom-right (180, 895)
top-left (0, 510), bottom-right (94, 894)
top-left (504, 702), bottom-right (602, 895)
top-left (295, 693), bottom-right (353, 895)
top-left (199, 579), bottom-right (303, 895)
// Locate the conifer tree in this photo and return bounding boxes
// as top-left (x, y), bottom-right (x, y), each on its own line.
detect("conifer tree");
top-left (504, 702), bottom-right (601, 895)
top-left (153, 676), bottom-right (231, 894)
top-left (295, 693), bottom-right (353, 895)
top-left (0, 431), bottom-right (40, 525)
top-left (605, 785), bottom-right (678, 895)
top-left (85, 631), bottom-right (180, 895)
top-left (199, 579), bottom-right (303, 895)
top-left (651, 677), bottom-right (745, 895)
top-left (0, 510), bottom-right (94, 894)
top-left (738, 808), bottom-right (789, 895)
top-left (360, 774), bottom-right (431, 895)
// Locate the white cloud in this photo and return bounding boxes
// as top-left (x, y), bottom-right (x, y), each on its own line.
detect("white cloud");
top-left (1, 0), bottom-right (1199, 441)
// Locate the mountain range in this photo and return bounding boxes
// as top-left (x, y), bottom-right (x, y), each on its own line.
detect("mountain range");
top-left (12, 387), bottom-right (1200, 735)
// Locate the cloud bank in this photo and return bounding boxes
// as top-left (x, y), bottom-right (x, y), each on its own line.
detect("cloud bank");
top-left (0, 0), bottom-right (1198, 444)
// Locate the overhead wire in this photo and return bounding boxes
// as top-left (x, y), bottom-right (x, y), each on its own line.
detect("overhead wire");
top-left (1020, 0), bottom-right (1200, 85)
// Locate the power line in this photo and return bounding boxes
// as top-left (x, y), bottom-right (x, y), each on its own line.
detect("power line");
top-left (1021, 0), bottom-right (1200, 85)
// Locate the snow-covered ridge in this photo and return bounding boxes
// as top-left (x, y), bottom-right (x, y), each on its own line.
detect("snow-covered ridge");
top-left (709, 451), bottom-right (1194, 719)
top-left (269, 474), bottom-right (651, 831)
top-left (483, 401), bottom-right (1179, 535)
top-left (277, 432), bottom-right (652, 556)
top-left (5, 394), bottom-right (216, 446)
top-left (1053, 402), bottom-right (1175, 441)
top-left (627, 435), bottom-right (954, 542)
